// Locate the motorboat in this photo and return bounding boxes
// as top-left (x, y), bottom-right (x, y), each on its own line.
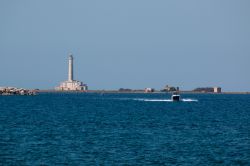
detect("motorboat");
top-left (171, 92), bottom-right (181, 102)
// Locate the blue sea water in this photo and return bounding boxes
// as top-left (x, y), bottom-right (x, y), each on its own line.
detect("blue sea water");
top-left (0, 93), bottom-right (249, 165)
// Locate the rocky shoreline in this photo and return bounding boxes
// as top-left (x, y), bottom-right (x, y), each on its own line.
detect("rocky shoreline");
top-left (0, 87), bottom-right (36, 96)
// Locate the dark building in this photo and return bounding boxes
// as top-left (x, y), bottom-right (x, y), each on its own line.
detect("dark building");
top-left (193, 87), bottom-right (222, 93)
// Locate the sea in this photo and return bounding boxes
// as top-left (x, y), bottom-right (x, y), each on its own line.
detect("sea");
top-left (0, 93), bottom-right (249, 165)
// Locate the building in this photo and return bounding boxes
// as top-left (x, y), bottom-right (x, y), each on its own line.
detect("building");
top-left (193, 87), bottom-right (222, 93)
top-left (56, 54), bottom-right (88, 91)
top-left (162, 85), bottom-right (178, 92)
top-left (213, 87), bottom-right (222, 93)
top-left (193, 87), bottom-right (214, 93)
top-left (145, 88), bottom-right (155, 93)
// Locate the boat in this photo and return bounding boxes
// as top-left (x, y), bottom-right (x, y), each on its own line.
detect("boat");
top-left (171, 92), bottom-right (181, 101)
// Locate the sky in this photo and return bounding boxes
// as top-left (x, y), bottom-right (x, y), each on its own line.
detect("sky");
top-left (0, 0), bottom-right (250, 91)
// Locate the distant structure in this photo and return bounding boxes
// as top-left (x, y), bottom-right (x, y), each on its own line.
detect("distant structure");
top-left (193, 87), bottom-right (222, 93)
top-left (161, 85), bottom-right (178, 92)
top-left (145, 88), bottom-right (155, 93)
top-left (118, 88), bottom-right (133, 92)
top-left (213, 87), bottom-right (222, 93)
top-left (56, 54), bottom-right (88, 91)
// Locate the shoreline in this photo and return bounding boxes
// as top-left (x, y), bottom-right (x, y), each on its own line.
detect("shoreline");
top-left (36, 90), bottom-right (250, 95)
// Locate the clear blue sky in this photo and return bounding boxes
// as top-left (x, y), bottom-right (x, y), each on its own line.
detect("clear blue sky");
top-left (0, 0), bottom-right (249, 91)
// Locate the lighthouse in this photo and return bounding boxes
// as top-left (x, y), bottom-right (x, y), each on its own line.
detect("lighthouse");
top-left (56, 53), bottom-right (88, 91)
top-left (68, 54), bottom-right (73, 81)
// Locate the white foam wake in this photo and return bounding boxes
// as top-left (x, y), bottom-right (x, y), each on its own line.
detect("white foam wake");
top-left (134, 99), bottom-right (173, 102)
top-left (182, 99), bottom-right (198, 102)
top-left (133, 98), bottom-right (198, 102)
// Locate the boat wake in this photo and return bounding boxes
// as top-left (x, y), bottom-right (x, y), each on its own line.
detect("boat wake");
top-left (133, 98), bottom-right (198, 102)
top-left (182, 99), bottom-right (198, 102)
top-left (134, 99), bottom-right (172, 102)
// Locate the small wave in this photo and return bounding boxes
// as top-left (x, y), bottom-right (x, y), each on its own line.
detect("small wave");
top-left (182, 99), bottom-right (198, 102)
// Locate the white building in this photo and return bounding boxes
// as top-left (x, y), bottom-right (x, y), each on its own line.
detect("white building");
top-left (213, 87), bottom-right (222, 93)
top-left (145, 88), bottom-right (155, 93)
top-left (56, 54), bottom-right (88, 91)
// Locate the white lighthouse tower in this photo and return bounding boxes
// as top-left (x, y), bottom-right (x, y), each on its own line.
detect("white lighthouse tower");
top-left (68, 54), bottom-right (73, 81)
top-left (56, 53), bottom-right (88, 91)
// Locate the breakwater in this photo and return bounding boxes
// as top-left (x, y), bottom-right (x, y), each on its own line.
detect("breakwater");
top-left (0, 87), bottom-right (36, 95)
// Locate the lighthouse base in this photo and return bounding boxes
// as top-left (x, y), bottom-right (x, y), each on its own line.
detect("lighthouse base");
top-left (56, 80), bottom-right (88, 91)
